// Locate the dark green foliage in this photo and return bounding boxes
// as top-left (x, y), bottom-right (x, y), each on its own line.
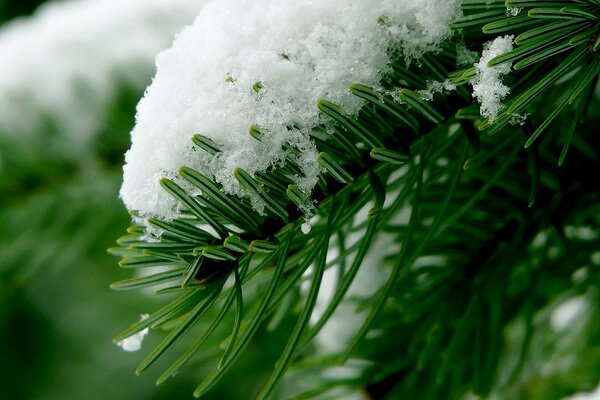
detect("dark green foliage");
top-left (112, 1), bottom-right (600, 398)
top-left (0, 0), bottom-right (46, 23)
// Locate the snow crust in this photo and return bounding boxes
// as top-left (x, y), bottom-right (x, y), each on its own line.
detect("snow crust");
top-left (120, 0), bottom-right (461, 219)
top-left (0, 0), bottom-right (205, 150)
top-left (471, 35), bottom-right (514, 121)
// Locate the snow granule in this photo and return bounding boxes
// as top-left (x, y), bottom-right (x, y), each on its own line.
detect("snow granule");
top-left (471, 35), bottom-right (514, 121)
top-left (510, 112), bottom-right (528, 126)
top-left (418, 79), bottom-right (457, 101)
top-left (120, 0), bottom-right (461, 220)
top-left (0, 0), bottom-right (205, 151)
top-left (301, 222), bottom-right (313, 235)
top-left (117, 314), bottom-right (149, 352)
top-left (505, 0), bottom-right (523, 17)
top-left (456, 41), bottom-right (480, 66)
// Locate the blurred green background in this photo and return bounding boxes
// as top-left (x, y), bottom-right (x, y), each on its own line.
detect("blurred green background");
top-left (0, 2), bottom-right (186, 397)
top-left (0, 2), bottom-right (287, 398)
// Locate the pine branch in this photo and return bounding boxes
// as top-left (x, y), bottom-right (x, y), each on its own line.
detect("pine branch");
top-left (110, 1), bottom-right (600, 398)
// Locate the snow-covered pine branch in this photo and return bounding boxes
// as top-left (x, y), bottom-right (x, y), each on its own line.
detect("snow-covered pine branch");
top-left (120, 0), bottom-right (462, 220)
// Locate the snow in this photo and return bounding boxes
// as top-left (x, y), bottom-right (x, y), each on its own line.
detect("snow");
top-left (418, 79), bottom-right (457, 101)
top-left (301, 222), bottom-right (313, 235)
top-left (456, 41), bottom-right (480, 66)
top-left (564, 383), bottom-right (600, 400)
top-left (0, 0), bottom-right (205, 152)
top-left (471, 35), bottom-right (514, 121)
top-left (505, 1), bottom-right (523, 17)
top-left (117, 314), bottom-right (149, 352)
top-left (312, 218), bottom-right (392, 353)
top-left (550, 296), bottom-right (586, 332)
top-left (120, 0), bottom-right (461, 220)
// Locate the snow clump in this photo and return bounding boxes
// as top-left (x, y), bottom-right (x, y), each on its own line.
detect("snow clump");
top-left (471, 35), bottom-right (514, 121)
top-left (120, 0), bottom-right (462, 220)
top-left (116, 314), bottom-right (149, 352)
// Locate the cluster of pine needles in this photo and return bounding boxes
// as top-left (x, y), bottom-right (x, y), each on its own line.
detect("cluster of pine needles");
top-left (111, 1), bottom-right (600, 398)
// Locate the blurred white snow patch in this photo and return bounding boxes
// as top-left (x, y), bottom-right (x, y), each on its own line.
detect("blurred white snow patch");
top-left (564, 226), bottom-right (599, 241)
top-left (0, 0), bottom-right (205, 150)
top-left (309, 386), bottom-right (367, 400)
top-left (117, 314), bottom-right (149, 352)
top-left (471, 35), bottom-right (514, 121)
top-left (564, 382), bottom-right (600, 400)
top-left (551, 296), bottom-right (587, 332)
top-left (572, 267), bottom-right (589, 284)
top-left (120, 0), bottom-right (461, 219)
top-left (312, 232), bottom-right (393, 353)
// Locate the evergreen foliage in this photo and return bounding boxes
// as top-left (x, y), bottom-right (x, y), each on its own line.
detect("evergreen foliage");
top-left (112, 1), bottom-right (600, 398)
